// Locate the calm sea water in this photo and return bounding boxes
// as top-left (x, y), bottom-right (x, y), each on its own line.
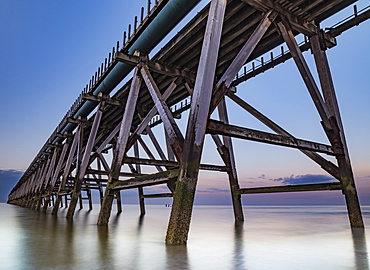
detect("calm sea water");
top-left (0, 203), bottom-right (369, 270)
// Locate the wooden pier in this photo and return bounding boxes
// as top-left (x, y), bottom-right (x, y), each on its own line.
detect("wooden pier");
top-left (8, 0), bottom-right (370, 244)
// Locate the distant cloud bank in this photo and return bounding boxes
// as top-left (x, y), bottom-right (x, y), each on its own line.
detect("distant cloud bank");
top-left (198, 188), bottom-right (229, 193)
top-left (0, 169), bottom-right (23, 202)
top-left (271, 174), bottom-right (337, 185)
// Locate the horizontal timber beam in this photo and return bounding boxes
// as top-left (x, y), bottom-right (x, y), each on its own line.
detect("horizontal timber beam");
top-left (141, 193), bottom-right (173, 198)
top-left (66, 117), bottom-right (90, 126)
top-left (67, 177), bottom-right (107, 183)
top-left (238, 182), bottom-right (342, 194)
top-left (110, 168), bottom-right (179, 190)
top-left (123, 157), bottom-right (229, 172)
top-left (82, 94), bottom-right (122, 106)
top-left (55, 133), bottom-right (69, 139)
top-left (242, 0), bottom-right (318, 36)
top-left (116, 51), bottom-right (196, 81)
top-left (58, 190), bottom-right (72, 196)
top-left (85, 168), bottom-right (144, 178)
top-left (206, 119), bottom-right (335, 155)
top-left (81, 184), bottom-right (105, 188)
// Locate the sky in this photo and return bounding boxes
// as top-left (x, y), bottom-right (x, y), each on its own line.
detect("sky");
top-left (0, 0), bottom-right (369, 205)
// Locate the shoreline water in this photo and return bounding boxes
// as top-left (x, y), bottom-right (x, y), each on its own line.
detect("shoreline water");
top-left (0, 203), bottom-right (369, 269)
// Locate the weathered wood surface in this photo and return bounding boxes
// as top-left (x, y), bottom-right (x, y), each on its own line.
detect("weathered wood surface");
top-left (238, 182), bottom-right (343, 194)
top-left (226, 92), bottom-right (341, 179)
top-left (217, 98), bottom-right (244, 221)
top-left (206, 119), bottom-right (335, 155)
top-left (166, 0), bottom-right (227, 245)
top-left (110, 168), bottom-right (179, 190)
top-left (98, 65), bottom-right (142, 225)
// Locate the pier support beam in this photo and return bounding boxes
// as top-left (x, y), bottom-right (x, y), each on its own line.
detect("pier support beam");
top-left (35, 160), bottom-right (50, 211)
top-left (134, 142), bottom-right (146, 215)
top-left (87, 189), bottom-right (93, 211)
top-left (217, 98), bottom-right (244, 222)
top-left (64, 195), bottom-right (68, 208)
top-left (310, 32), bottom-right (364, 228)
top-left (140, 65), bottom-right (184, 159)
top-left (43, 136), bottom-right (70, 212)
top-left (278, 19), bottom-right (364, 228)
top-left (116, 191), bottom-right (122, 213)
top-left (35, 197), bottom-right (43, 211)
top-left (52, 129), bottom-right (79, 215)
top-left (67, 101), bottom-right (104, 218)
top-left (42, 147), bottom-right (60, 212)
top-left (166, 0), bottom-right (227, 245)
top-left (226, 92), bottom-right (341, 179)
top-left (98, 65), bottom-right (142, 225)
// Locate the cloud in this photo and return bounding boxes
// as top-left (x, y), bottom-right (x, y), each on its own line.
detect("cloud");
top-left (197, 188), bottom-right (229, 193)
top-left (0, 170), bottom-right (23, 202)
top-left (271, 174), bottom-right (337, 185)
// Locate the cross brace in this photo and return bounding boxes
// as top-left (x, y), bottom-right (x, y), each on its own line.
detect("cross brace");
top-left (206, 119), bottom-right (335, 155)
top-left (123, 157), bottom-right (229, 172)
top-left (238, 182), bottom-right (342, 194)
top-left (116, 51), bottom-right (196, 81)
top-left (110, 168), bottom-right (179, 190)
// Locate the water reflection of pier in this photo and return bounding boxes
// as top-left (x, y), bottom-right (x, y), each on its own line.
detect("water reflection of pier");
top-left (5, 205), bottom-right (369, 269)
top-left (352, 228), bottom-right (369, 270)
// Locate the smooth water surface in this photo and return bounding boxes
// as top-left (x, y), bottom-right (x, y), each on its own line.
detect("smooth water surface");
top-left (0, 203), bottom-right (369, 269)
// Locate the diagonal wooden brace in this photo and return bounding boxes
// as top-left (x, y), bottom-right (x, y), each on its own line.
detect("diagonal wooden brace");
top-left (226, 91), bottom-right (341, 179)
top-left (97, 64), bottom-right (142, 225)
top-left (210, 10), bottom-right (277, 114)
top-left (140, 65), bottom-right (184, 160)
top-left (66, 102), bottom-right (104, 218)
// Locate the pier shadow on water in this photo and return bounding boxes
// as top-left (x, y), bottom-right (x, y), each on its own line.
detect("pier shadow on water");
top-left (0, 204), bottom-right (369, 269)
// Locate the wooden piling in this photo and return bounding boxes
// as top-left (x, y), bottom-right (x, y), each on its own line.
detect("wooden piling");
top-left (310, 33), bottom-right (364, 228)
top-left (66, 103), bottom-right (103, 218)
top-left (98, 64), bottom-right (142, 226)
top-left (166, 0), bottom-right (227, 245)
